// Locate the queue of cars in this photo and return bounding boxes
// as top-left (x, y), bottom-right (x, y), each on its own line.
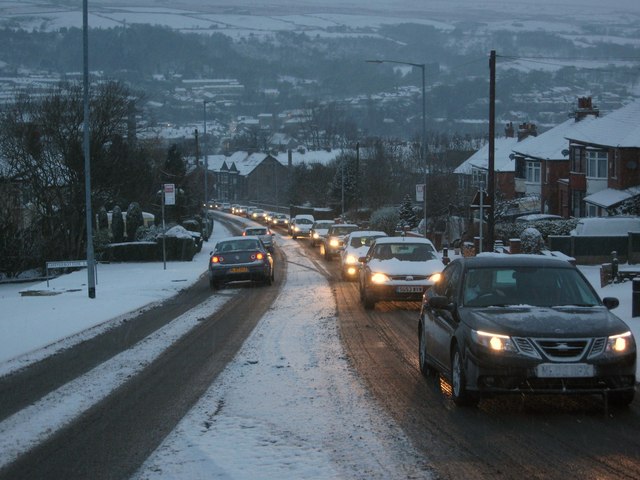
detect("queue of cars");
top-left (209, 206), bottom-right (637, 408)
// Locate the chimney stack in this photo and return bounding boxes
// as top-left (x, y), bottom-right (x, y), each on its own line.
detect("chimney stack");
top-left (574, 97), bottom-right (599, 121)
top-left (517, 122), bottom-right (537, 141)
top-left (505, 122), bottom-right (515, 138)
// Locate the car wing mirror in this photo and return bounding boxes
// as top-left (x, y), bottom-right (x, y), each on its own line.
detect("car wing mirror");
top-left (602, 297), bottom-right (619, 310)
top-left (429, 295), bottom-right (454, 311)
top-left (358, 256), bottom-right (367, 263)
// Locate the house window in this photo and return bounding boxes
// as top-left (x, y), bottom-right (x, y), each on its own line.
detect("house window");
top-left (586, 150), bottom-right (608, 178)
top-left (472, 168), bottom-right (487, 189)
top-left (570, 146), bottom-right (585, 173)
top-left (587, 204), bottom-right (599, 217)
top-left (571, 190), bottom-right (585, 217)
top-left (525, 161), bottom-right (540, 183)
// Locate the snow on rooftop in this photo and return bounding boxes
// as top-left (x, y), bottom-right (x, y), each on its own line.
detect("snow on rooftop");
top-left (566, 100), bottom-right (640, 148)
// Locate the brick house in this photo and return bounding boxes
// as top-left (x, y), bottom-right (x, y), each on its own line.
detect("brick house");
top-left (562, 99), bottom-right (640, 217)
top-left (510, 97), bottom-right (600, 216)
top-left (454, 121), bottom-right (537, 210)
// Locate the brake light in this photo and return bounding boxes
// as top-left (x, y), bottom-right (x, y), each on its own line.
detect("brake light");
top-left (211, 255), bottom-right (223, 264)
top-left (242, 231), bottom-right (246, 236)
top-left (251, 252), bottom-right (264, 261)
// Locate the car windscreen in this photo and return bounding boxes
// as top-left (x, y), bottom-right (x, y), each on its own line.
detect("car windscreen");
top-left (297, 218), bottom-right (313, 224)
top-left (372, 243), bottom-right (436, 261)
top-left (350, 235), bottom-right (382, 248)
top-left (462, 266), bottom-right (601, 307)
top-left (332, 226), bottom-right (357, 235)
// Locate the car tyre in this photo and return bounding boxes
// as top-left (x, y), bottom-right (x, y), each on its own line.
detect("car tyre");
top-left (608, 390), bottom-right (635, 407)
top-left (418, 320), bottom-right (435, 377)
top-left (451, 345), bottom-right (479, 406)
top-left (361, 286), bottom-right (375, 310)
top-left (209, 279), bottom-right (221, 291)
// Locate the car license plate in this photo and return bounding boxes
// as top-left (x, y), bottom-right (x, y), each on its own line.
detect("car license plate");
top-left (229, 267), bottom-right (249, 273)
top-left (396, 286), bottom-right (423, 293)
top-left (535, 363), bottom-right (594, 378)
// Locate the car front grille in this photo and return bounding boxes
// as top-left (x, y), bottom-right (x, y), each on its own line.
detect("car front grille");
top-left (388, 274), bottom-right (429, 281)
top-left (513, 337), bottom-right (605, 361)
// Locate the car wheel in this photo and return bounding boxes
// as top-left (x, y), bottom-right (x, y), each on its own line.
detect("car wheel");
top-left (209, 279), bottom-right (220, 291)
top-left (608, 390), bottom-right (635, 407)
top-left (451, 345), bottom-right (479, 406)
top-left (292, 234), bottom-right (297, 239)
top-left (418, 319), bottom-right (435, 377)
top-left (361, 287), bottom-right (375, 310)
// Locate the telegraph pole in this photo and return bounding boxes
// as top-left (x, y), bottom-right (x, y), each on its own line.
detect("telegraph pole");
top-left (487, 50), bottom-right (496, 250)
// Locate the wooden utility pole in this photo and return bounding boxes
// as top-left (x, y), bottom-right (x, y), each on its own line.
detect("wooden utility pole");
top-left (487, 50), bottom-right (496, 249)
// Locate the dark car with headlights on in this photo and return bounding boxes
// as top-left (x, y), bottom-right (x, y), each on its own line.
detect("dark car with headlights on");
top-left (418, 255), bottom-right (636, 407)
top-left (208, 236), bottom-right (274, 289)
top-left (358, 236), bottom-right (444, 309)
top-left (321, 223), bottom-right (359, 260)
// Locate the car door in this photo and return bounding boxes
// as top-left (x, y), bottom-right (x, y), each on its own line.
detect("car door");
top-left (428, 262), bottom-right (462, 369)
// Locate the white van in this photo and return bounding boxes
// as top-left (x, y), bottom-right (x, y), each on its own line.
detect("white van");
top-left (570, 216), bottom-right (640, 236)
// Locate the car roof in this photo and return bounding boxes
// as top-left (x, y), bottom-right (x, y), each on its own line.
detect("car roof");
top-left (374, 236), bottom-right (436, 247)
top-left (451, 253), bottom-right (576, 269)
top-left (330, 223), bottom-right (358, 228)
top-left (348, 230), bottom-right (387, 237)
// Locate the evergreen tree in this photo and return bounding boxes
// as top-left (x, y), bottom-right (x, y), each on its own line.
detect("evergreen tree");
top-left (111, 205), bottom-right (124, 243)
top-left (398, 194), bottom-right (419, 229)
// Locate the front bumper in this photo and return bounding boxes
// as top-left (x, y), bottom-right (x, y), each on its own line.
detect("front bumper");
top-left (464, 346), bottom-right (637, 396)
top-left (365, 283), bottom-right (429, 303)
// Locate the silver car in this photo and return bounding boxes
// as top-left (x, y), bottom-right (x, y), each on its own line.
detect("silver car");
top-left (242, 226), bottom-right (275, 252)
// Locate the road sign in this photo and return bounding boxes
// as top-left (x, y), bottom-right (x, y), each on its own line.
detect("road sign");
top-left (416, 184), bottom-right (425, 202)
top-left (164, 183), bottom-right (175, 205)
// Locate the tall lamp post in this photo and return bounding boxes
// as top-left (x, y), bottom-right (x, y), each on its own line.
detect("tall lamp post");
top-left (366, 59), bottom-right (427, 238)
top-left (203, 100), bottom-right (208, 206)
top-left (83, 0), bottom-right (96, 298)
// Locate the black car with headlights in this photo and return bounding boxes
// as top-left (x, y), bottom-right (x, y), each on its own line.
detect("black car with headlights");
top-left (418, 255), bottom-right (636, 407)
top-left (208, 236), bottom-right (274, 289)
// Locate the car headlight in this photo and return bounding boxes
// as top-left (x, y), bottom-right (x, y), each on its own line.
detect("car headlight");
top-left (606, 331), bottom-right (633, 353)
top-left (345, 254), bottom-right (358, 264)
top-left (294, 226), bottom-right (300, 232)
top-left (313, 232), bottom-right (319, 239)
top-left (371, 272), bottom-right (389, 284)
top-left (471, 330), bottom-right (518, 353)
top-left (329, 238), bottom-right (340, 247)
top-left (429, 272), bottom-right (442, 283)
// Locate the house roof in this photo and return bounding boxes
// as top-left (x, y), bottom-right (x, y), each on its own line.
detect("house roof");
top-left (511, 115), bottom-right (599, 161)
top-left (565, 99), bottom-right (640, 148)
top-left (454, 137), bottom-right (518, 174)
top-left (583, 185), bottom-right (640, 208)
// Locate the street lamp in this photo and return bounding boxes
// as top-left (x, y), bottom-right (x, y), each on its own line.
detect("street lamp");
top-left (83, 0), bottom-right (96, 298)
top-left (366, 59), bottom-right (427, 238)
top-left (203, 100), bottom-right (208, 206)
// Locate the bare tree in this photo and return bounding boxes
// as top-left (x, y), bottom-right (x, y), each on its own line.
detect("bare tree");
top-left (0, 81), bottom-right (147, 267)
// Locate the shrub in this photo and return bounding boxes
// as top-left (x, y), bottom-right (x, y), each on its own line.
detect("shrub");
top-left (126, 202), bottom-right (144, 242)
top-left (521, 227), bottom-right (544, 254)
top-left (370, 207), bottom-right (400, 236)
top-left (111, 205), bottom-right (124, 243)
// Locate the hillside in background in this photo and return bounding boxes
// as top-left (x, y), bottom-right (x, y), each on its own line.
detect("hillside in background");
top-left (0, 0), bottom-right (639, 143)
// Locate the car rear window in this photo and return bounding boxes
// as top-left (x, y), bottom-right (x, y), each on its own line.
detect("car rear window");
top-left (246, 228), bottom-right (267, 235)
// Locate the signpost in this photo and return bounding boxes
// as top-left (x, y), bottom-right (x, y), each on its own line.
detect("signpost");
top-left (162, 184), bottom-right (175, 270)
